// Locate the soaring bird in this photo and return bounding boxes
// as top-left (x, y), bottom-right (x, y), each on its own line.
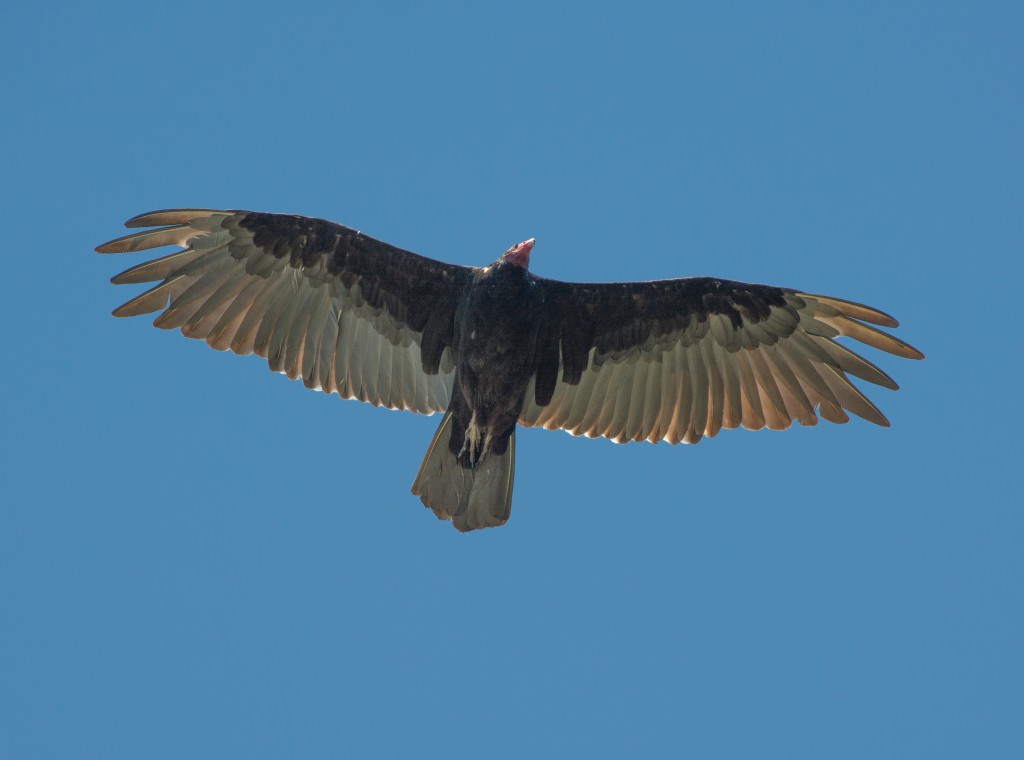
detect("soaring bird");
top-left (97, 209), bottom-right (923, 531)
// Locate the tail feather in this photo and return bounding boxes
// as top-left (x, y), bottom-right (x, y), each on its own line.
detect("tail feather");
top-left (411, 412), bottom-right (515, 532)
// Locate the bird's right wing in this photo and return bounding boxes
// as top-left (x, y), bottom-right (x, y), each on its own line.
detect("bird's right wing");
top-left (97, 209), bottom-right (474, 414)
top-left (520, 276), bottom-right (923, 443)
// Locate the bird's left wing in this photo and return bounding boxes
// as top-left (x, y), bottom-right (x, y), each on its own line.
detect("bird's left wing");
top-left (97, 209), bottom-right (473, 414)
top-left (520, 276), bottom-right (923, 443)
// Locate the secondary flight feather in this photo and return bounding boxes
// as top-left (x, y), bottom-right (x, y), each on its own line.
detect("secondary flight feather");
top-left (97, 209), bottom-right (924, 531)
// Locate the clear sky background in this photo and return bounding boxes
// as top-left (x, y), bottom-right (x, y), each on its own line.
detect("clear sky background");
top-left (2, 1), bottom-right (1021, 757)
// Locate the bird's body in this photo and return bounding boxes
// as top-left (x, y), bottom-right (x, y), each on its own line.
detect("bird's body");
top-left (97, 209), bottom-right (923, 531)
top-left (452, 256), bottom-right (539, 466)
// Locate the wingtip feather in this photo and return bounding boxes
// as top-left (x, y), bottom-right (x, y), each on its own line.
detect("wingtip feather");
top-left (124, 209), bottom-right (227, 228)
top-left (96, 225), bottom-right (196, 254)
top-left (798, 292), bottom-right (901, 328)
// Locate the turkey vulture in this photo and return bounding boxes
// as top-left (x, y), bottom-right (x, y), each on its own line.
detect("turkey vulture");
top-left (97, 209), bottom-right (923, 531)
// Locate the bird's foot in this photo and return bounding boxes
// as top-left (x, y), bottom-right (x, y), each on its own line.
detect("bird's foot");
top-left (458, 425), bottom-right (486, 469)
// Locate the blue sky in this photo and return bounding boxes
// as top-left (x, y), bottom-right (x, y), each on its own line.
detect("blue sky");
top-left (2, 1), bottom-right (1021, 757)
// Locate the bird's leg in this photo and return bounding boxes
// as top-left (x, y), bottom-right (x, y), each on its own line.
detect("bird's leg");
top-left (457, 413), bottom-right (485, 469)
top-left (457, 437), bottom-right (471, 465)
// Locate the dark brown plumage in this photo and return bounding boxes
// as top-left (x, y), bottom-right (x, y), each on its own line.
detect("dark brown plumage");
top-left (97, 209), bottom-right (924, 531)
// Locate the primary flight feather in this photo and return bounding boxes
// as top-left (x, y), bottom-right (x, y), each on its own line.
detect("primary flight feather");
top-left (97, 209), bottom-right (923, 531)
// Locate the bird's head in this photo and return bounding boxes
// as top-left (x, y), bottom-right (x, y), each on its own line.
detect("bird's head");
top-left (499, 238), bottom-right (535, 269)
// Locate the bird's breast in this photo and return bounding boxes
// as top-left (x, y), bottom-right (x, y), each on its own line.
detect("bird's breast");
top-left (455, 270), bottom-right (541, 403)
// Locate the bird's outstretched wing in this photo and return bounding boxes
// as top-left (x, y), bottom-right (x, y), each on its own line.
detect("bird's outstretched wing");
top-left (97, 210), bottom-right (473, 414)
top-left (520, 277), bottom-right (923, 443)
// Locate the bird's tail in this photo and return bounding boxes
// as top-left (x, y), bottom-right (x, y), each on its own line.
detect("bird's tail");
top-left (411, 411), bottom-right (515, 532)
